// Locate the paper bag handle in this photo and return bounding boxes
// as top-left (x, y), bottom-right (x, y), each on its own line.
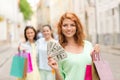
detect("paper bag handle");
top-left (92, 50), bottom-right (100, 61)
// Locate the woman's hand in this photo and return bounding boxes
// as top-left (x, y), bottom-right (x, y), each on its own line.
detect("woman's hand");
top-left (48, 56), bottom-right (63, 80)
top-left (93, 44), bottom-right (100, 53)
top-left (18, 45), bottom-right (20, 52)
top-left (48, 56), bottom-right (59, 70)
top-left (91, 44), bottom-right (100, 61)
top-left (91, 44), bottom-right (100, 55)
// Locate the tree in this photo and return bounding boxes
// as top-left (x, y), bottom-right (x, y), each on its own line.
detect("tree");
top-left (19, 0), bottom-right (33, 21)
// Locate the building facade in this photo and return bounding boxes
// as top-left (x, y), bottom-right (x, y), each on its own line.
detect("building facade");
top-left (0, 0), bottom-right (24, 45)
top-left (36, 0), bottom-right (120, 47)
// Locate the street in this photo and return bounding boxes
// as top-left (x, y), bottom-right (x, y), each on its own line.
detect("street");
top-left (0, 44), bottom-right (17, 80)
top-left (0, 44), bottom-right (120, 80)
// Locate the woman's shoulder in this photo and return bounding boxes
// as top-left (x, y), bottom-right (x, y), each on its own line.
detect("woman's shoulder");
top-left (50, 39), bottom-right (58, 42)
top-left (20, 41), bottom-right (29, 46)
top-left (36, 38), bottom-right (45, 43)
top-left (84, 40), bottom-right (93, 46)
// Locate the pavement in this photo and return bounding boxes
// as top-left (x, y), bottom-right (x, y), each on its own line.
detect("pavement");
top-left (0, 43), bottom-right (18, 67)
top-left (100, 45), bottom-right (120, 55)
top-left (0, 43), bottom-right (18, 80)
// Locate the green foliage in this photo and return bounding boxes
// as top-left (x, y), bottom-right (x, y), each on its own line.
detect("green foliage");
top-left (19, 0), bottom-right (33, 21)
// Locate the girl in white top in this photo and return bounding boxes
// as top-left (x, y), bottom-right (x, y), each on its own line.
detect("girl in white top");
top-left (37, 25), bottom-right (56, 80)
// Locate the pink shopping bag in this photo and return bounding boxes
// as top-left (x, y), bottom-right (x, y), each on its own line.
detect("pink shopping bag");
top-left (92, 51), bottom-right (114, 80)
top-left (27, 53), bottom-right (33, 73)
top-left (84, 65), bottom-right (92, 80)
top-left (18, 52), bottom-right (33, 73)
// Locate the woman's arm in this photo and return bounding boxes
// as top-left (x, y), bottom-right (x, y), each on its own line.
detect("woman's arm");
top-left (48, 56), bottom-right (63, 80)
top-left (54, 69), bottom-right (63, 80)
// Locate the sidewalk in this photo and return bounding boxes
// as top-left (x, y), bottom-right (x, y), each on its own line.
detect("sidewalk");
top-left (0, 44), bottom-right (10, 67)
top-left (100, 45), bottom-right (120, 55)
top-left (0, 43), bottom-right (18, 67)
top-left (0, 43), bottom-right (10, 52)
top-left (111, 45), bottom-right (120, 50)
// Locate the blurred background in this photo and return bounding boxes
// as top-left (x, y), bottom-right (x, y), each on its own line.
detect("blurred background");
top-left (0, 0), bottom-right (120, 80)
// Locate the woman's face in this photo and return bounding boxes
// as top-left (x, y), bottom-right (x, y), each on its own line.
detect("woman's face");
top-left (26, 28), bottom-right (35, 41)
top-left (42, 26), bottom-right (52, 39)
top-left (62, 19), bottom-right (76, 38)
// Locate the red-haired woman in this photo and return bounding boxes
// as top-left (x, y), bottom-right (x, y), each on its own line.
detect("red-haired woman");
top-left (48, 12), bottom-right (99, 80)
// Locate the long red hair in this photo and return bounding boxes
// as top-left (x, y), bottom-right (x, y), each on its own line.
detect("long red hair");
top-left (57, 12), bottom-right (86, 47)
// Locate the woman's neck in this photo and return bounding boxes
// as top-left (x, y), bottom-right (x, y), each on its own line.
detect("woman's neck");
top-left (66, 37), bottom-right (76, 46)
top-left (29, 40), bottom-right (34, 43)
top-left (45, 37), bottom-right (53, 41)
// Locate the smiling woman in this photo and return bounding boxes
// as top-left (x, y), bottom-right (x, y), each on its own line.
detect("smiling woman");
top-left (37, 24), bottom-right (56, 80)
top-left (17, 26), bottom-right (41, 80)
top-left (48, 12), bottom-right (100, 80)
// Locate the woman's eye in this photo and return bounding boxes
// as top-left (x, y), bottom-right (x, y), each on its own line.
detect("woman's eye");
top-left (62, 24), bottom-right (75, 27)
top-left (63, 24), bottom-right (67, 27)
top-left (70, 24), bottom-right (76, 26)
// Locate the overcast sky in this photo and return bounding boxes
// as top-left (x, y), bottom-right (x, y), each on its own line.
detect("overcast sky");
top-left (27, 0), bottom-right (40, 7)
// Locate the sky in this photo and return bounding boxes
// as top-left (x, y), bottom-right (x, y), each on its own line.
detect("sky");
top-left (27, 0), bottom-right (40, 7)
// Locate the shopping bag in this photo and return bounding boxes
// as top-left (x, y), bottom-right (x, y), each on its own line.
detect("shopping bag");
top-left (84, 64), bottom-right (99, 80)
top-left (27, 53), bottom-right (33, 72)
top-left (23, 57), bottom-right (27, 78)
top-left (84, 65), bottom-right (92, 80)
top-left (92, 51), bottom-right (114, 80)
top-left (92, 62), bottom-right (100, 80)
top-left (10, 55), bottom-right (26, 78)
top-left (21, 52), bottom-right (33, 73)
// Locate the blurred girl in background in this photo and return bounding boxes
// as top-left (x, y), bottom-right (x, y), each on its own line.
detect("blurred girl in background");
top-left (18, 26), bottom-right (40, 80)
top-left (37, 24), bottom-right (56, 80)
